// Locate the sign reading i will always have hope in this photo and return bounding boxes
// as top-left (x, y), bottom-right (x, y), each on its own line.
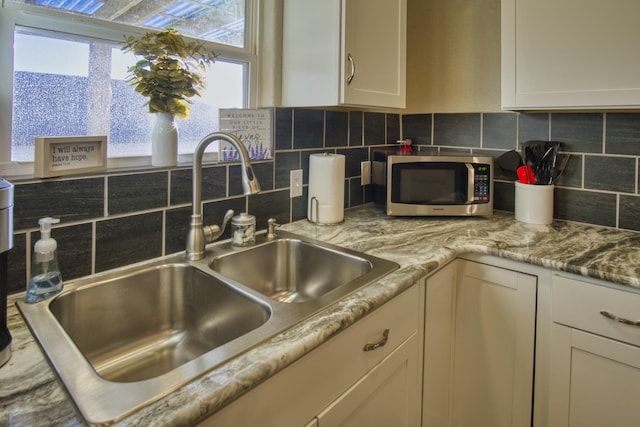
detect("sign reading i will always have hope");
top-left (34, 136), bottom-right (107, 178)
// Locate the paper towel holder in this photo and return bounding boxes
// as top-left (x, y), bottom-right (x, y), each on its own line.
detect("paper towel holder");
top-left (307, 152), bottom-right (345, 225)
top-left (308, 196), bottom-right (345, 225)
top-left (309, 196), bottom-right (319, 224)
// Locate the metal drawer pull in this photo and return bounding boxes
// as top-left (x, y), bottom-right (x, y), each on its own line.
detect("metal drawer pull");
top-left (363, 329), bottom-right (389, 352)
top-left (600, 310), bottom-right (640, 327)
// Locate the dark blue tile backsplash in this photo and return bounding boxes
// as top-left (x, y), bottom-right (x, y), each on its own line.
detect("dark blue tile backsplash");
top-left (518, 113), bottom-right (550, 141)
top-left (402, 113), bottom-right (431, 145)
top-left (482, 113), bottom-right (517, 150)
top-left (325, 110), bottom-right (349, 147)
top-left (433, 113), bottom-right (481, 147)
top-left (605, 113), bottom-right (640, 155)
top-left (7, 108), bottom-right (640, 295)
top-left (108, 172), bottom-right (168, 215)
top-left (404, 111), bottom-right (640, 232)
top-left (7, 107), bottom-right (400, 294)
top-left (551, 113), bottom-right (605, 153)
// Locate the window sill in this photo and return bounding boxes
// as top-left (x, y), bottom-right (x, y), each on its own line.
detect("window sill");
top-left (0, 152), bottom-right (223, 183)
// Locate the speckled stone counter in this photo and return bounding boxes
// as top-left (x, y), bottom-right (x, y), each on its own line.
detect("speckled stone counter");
top-left (2, 206), bottom-right (639, 426)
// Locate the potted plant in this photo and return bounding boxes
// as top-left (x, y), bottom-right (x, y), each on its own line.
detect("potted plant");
top-left (122, 27), bottom-right (217, 166)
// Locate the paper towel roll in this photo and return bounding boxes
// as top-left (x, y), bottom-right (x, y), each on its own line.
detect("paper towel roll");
top-left (308, 153), bottom-right (345, 224)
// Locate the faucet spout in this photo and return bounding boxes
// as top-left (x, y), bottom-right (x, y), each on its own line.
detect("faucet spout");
top-left (186, 132), bottom-right (261, 261)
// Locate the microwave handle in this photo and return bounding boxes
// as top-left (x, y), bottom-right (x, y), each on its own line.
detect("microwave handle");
top-left (466, 164), bottom-right (475, 204)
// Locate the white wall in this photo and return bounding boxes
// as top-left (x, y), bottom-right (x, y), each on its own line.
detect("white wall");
top-left (405, 0), bottom-right (502, 113)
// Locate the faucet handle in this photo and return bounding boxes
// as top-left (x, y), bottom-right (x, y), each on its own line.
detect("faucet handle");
top-left (204, 209), bottom-right (234, 243)
top-left (221, 209), bottom-right (234, 228)
top-left (267, 218), bottom-right (281, 240)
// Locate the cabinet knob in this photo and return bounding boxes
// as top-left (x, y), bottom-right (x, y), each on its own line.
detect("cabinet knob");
top-left (363, 329), bottom-right (389, 352)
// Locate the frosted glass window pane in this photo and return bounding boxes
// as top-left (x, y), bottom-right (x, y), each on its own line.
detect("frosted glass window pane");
top-left (11, 28), bottom-right (245, 161)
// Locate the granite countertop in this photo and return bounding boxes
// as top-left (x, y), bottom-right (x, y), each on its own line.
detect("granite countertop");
top-left (2, 205), bottom-right (640, 426)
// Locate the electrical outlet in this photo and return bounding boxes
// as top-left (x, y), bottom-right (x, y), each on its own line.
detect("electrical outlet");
top-left (361, 161), bottom-right (371, 186)
top-left (290, 169), bottom-right (303, 198)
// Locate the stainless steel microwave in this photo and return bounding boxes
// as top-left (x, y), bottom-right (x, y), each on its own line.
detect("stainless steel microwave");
top-left (372, 151), bottom-right (493, 216)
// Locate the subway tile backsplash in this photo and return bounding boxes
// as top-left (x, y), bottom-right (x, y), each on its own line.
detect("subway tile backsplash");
top-left (13, 178), bottom-right (104, 229)
top-left (606, 113), bottom-right (640, 155)
top-left (95, 212), bottom-right (163, 272)
top-left (108, 172), bottom-right (168, 215)
top-left (482, 113), bottom-right (517, 150)
top-left (433, 113), bottom-right (481, 147)
top-left (7, 108), bottom-right (640, 295)
top-left (403, 111), bottom-right (640, 232)
top-left (550, 113), bottom-right (604, 153)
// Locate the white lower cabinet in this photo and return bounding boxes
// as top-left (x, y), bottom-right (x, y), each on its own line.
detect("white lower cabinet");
top-left (423, 259), bottom-right (537, 427)
top-left (200, 284), bottom-right (422, 427)
top-left (200, 256), bottom-right (640, 427)
top-left (548, 275), bottom-right (640, 427)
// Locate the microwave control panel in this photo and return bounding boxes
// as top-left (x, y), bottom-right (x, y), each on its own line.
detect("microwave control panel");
top-left (473, 164), bottom-right (491, 203)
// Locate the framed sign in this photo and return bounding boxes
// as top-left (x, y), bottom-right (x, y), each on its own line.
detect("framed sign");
top-left (34, 136), bottom-right (107, 178)
top-left (219, 108), bottom-right (273, 161)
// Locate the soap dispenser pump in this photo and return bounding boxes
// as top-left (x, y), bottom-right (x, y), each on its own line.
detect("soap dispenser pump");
top-left (25, 217), bottom-right (63, 303)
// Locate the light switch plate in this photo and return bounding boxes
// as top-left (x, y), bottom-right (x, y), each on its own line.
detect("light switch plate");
top-left (290, 169), bottom-right (303, 198)
top-left (361, 161), bottom-right (371, 186)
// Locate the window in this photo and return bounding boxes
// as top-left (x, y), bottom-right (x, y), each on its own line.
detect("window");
top-left (0, 0), bottom-right (256, 174)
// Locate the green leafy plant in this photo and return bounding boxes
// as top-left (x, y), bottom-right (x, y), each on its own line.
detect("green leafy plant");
top-left (122, 27), bottom-right (217, 119)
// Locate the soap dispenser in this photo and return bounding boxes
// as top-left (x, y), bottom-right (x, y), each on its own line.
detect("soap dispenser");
top-left (25, 217), bottom-right (63, 303)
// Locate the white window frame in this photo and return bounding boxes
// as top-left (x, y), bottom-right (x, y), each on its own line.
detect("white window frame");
top-left (0, 0), bottom-right (258, 177)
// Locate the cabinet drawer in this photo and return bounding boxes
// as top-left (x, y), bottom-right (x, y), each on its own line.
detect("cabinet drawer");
top-left (553, 275), bottom-right (640, 347)
top-left (327, 283), bottom-right (419, 375)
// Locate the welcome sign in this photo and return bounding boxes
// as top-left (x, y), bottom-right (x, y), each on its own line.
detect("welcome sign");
top-left (219, 108), bottom-right (273, 161)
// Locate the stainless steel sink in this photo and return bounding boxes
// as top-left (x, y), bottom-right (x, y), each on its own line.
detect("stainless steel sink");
top-left (17, 230), bottom-right (398, 425)
top-left (210, 237), bottom-right (373, 303)
top-left (49, 264), bottom-right (270, 383)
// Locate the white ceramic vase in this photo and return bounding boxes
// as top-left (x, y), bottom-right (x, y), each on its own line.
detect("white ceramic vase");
top-left (151, 112), bottom-right (178, 167)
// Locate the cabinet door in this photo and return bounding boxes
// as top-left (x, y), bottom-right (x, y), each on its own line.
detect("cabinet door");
top-left (502, 0), bottom-right (640, 109)
top-left (422, 261), bottom-right (457, 426)
top-left (316, 333), bottom-right (420, 427)
top-left (451, 261), bottom-right (537, 427)
top-left (282, 0), bottom-right (406, 108)
top-left (282, 0), bottom-right (342, 107)
top-left (549, 326), bottom-right (640, 427)
top-left (341, 0), bottom-right (406, 108)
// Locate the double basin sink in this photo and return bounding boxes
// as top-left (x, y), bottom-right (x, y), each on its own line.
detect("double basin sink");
top-left (17, 230), bottom-right (398, 425)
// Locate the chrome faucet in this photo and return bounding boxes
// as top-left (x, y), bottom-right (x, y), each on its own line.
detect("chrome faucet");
top-left (186, 132), bottom-right (261, 261)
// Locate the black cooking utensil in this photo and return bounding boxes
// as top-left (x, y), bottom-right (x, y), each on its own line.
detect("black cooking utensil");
top-left (496, 150), bottom-right (523, 180)
top-left (522, 140), bottom-right (563, 184)
top-left (524, 146), bottom-right (536, 167)
top-left (551, 154), bottom-right (569, 184)
top-left (522, 141), bottom-right (546, 165)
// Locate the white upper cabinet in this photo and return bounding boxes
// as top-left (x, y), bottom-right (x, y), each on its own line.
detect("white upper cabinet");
top-left (282, 0), bottom-right (407, 109)
top-left (501, 0), bottom-right (640, 109)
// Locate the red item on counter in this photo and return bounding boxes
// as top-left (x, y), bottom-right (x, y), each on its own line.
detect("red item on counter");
top-left (399, 138), bottom-right (413, 152)
top-left (517, 165), bottom-right (536, 184)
